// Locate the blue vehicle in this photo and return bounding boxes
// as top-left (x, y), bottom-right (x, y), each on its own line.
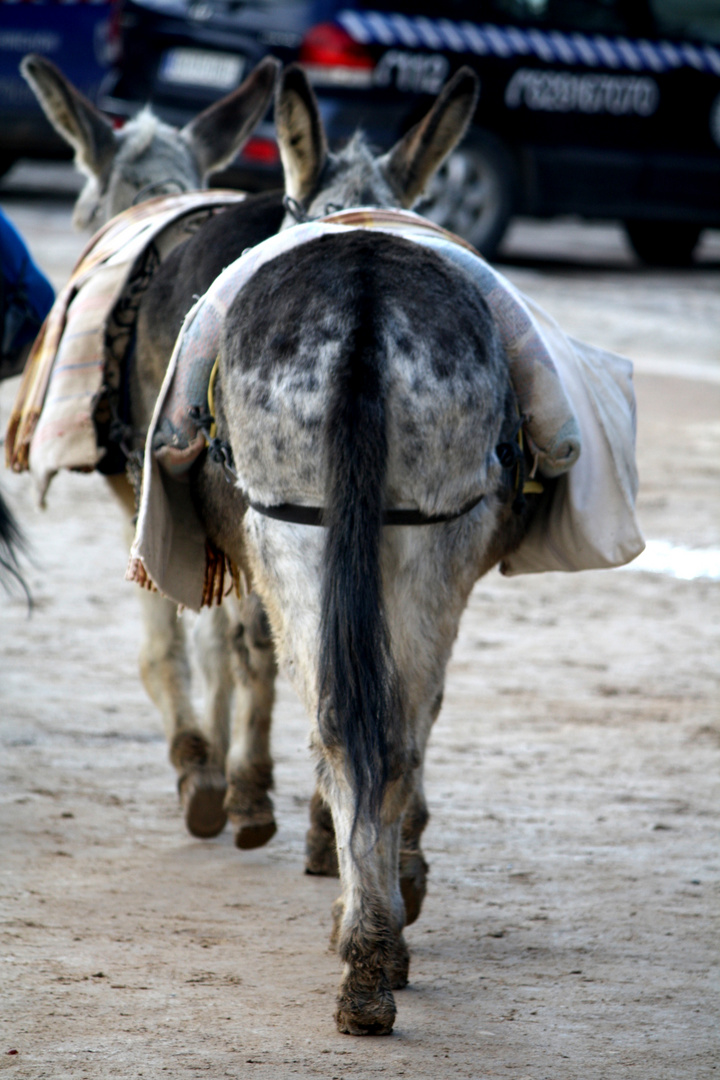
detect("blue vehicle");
top-left (0, 0), bottom-right (119, 174)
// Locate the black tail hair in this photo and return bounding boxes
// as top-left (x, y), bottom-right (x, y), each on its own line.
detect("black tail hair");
top-left (318, 262), bottom-right (400, 847)
top-left (0, 488), bottom-right (31, 607)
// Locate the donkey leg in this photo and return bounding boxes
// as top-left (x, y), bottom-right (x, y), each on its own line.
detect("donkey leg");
top-left (105, 475), bottom-right (226, 837)
top-left (329, 815), bottom-right (409, 993)
top-left (399, 775), bottom-right (430, 927)
top-left (139, 590), bottom-right (227, 838)
top-left (398, 692), bottom-right (444, 926)
top-left (305, 789), bottom-right (339, 877)
top-left (192, 605), bottom-right (234, 766)
top-left (304, 725), bottom-right (430, 900)
top-left (333, 836), bottom-right (403, 1033)
top-left (325, 773), bottom-right (409, 1035)
top-left (325, 766), bottom-right (431, 930)
top-left (224, 591), bottom-right (278, 849)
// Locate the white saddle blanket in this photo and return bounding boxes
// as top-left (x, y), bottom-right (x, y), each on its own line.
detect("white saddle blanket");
top-left (130, 209), bottom-right (644, 609)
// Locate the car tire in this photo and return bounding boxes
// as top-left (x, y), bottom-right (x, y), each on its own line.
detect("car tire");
top-left (417, 132), bottom-right (515, 259)
top-left (624, 220), bottom-right (703, 266)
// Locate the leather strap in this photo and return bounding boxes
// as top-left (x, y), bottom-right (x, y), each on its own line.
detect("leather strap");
top-left (248, 492), bottom-right (484, 527)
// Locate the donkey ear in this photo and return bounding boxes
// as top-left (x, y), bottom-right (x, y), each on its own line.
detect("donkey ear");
top-left (21, 53), bottom-right (118, 178)
top-left (380, 66), bottom-right (479, 207)
top-left (181, 55), bottom-right (280, 177)
top-left (274, 64), bottom-right (327, 205)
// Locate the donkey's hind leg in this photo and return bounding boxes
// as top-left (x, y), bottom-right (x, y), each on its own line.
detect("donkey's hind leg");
top-left (327, 775), bottom-right (409, 1035)
top-left (399, 779), bottom-right (430, 927)
top-left (304, 781), bottom-right (428, 927)
top-left (192, 605), bottom-right (234, 766)
top-left (311, 778), bottom-right (428, 923)
top-left (106, 471), bottom-right (227, 837)
top-left (397, 691), bottom-right (444, 926)
top-left (138, 589), bottom-right (228, 838)
top-left (305, 790), bottom-right (339, 877)
top-left (223, 591), bottom-right (278, 849)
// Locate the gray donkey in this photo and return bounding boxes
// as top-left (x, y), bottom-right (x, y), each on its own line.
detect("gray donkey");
top-left (21, 53), bottom-right (284, 840)
top-left (177, 64), bottom-right (539, 1034)
top-left (25, 54), bottom-right (490, 888)
top-left (21, 53), bottom-right (278, 230)
top-left (129, 67), bottom-right (495, 872)
top-left (130, 66), bottom-right (508, 899)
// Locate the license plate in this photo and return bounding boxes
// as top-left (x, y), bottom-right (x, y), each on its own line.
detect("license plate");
top-left (159, 49), bottom-right (245, 90)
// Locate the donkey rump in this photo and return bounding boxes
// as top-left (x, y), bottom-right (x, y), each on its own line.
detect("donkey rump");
top-left (130, 209), bottom-right (642, 610)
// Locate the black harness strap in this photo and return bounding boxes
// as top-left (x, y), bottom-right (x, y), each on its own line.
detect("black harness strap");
top-left (189, 392), bottom-right (486, 525)
top-left (248, 492), bottom-right (484, 527)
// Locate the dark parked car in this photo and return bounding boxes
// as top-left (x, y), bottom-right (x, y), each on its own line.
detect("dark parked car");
top-left (0, 0), bottom-right (120, 175)
top-left (100, 1), bottom-right (720, 261)
top-left (99, 0), bottom-right (317, 189)
top-left (311, 0), bottom-right (720, 263)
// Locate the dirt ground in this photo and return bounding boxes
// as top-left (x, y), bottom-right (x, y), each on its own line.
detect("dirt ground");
top-left (1, 186), bottom-right (719, 1079)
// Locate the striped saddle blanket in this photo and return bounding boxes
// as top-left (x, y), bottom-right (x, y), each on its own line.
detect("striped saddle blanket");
top-left (5, 190), bottom-right (247, 503)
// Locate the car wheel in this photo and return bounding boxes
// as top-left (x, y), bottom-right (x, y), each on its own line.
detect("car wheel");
top-left (417, 133), bottom-right (515, 259)
top-left (624, 220), bottom-right (703, 266)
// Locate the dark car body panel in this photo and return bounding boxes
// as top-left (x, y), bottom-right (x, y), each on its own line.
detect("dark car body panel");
top-left (321, 7), bottom-right (720, 227)
top-left (0, 0), bottom-right (118, 164)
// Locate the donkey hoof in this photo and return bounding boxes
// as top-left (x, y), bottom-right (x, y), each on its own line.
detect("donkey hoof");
top-left (225, 771), bottom-right (276, 849)
top-left (335, 980), bottom-right (396, 1036)
top-left (179, 768), bottom-right (227, 839)
top-left (399, 849), bottom-right (429, 926)
top-left (231, 816), bottom-right (277, 850)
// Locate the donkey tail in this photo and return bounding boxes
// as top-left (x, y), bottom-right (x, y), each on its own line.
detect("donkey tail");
top-left (318, 275), bottom-right (400, 842)
top-left (0, 487), bottom-right (31, 606)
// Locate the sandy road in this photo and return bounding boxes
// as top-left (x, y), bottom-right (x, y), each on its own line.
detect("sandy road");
top-left (1, 168), bottom-right (719, 1079)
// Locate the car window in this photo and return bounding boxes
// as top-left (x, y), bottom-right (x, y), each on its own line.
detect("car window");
top-left (486, 1), bottom-right (645, 34)
top-left (374, 0), bottom-right (720, 42)
top-left (384, 2), bottom-right (647, 34)
top-left (650, 0), bottom-right (720, 44)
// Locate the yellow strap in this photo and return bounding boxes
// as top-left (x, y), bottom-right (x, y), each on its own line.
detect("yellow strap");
top-left (207, 354), bottom-right (220, 440)
top-left (517, 422), bottom-right (544, 497)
